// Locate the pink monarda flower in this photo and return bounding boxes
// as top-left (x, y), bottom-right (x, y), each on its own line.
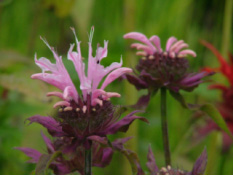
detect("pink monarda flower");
top-left (146, 147), bottom-right (207, 175)
top-left (123, 32), bottom-right (213, 93)
top-left (17, 27), bottom-right (148, 171)
top-left (16, 27), bottom-right (148, 175)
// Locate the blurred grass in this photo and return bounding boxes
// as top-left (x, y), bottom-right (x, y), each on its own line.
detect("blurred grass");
top-left (0, 0), bottom-right (233, 175)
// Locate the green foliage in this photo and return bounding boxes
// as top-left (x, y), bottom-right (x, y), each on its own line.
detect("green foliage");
top-left (200, 104), bottom-right (233, 139)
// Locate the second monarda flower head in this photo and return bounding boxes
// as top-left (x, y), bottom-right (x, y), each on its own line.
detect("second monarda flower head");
top-left (124, 32), bottom-right (213, 96)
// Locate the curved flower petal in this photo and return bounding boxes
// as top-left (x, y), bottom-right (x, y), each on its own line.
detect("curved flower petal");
top-left (93, 147), bottom-right (113, 168)
top-left (103, 111), bottom-right (149, 135)
top-left (104, 92), bottom-right (121, 99)
top-left (169, 40), bottom-right (184, 52)
top-left (179, 49), bottom-right (197, 57)
top-left (125, 74), bottom-right (148, 90)
top-left (146, 146), bottom-right (159, 174)
top-left (67, 42), bottom-right (91, 98)
top-left (191, 148), bottom-right (207, 175)
top-left (149, 35), bottom-right (162, 53)
top-left (32, 40), bottom-right (78, 101)
top-left (124, 32), bottom-right (157, 53)
top-left (15, 147), bottom-right (42, 163)
top-left (27, 115), bottom-right (66, 137)
top-left (53, 101), bottom-right (70, 108)
top-left (174, 43), bottom-right (189, 53)
top-left (100, 67), bottom-right (132, 90)
top-left (47, 91), bottom-right (64, 100)
top-left (91, 89), bottom-right (107, 102)
top-left (91, 57), bottom-right (123, 90)
top-left (96, 40), bottom-right (108, 62)
top-left (166, 36), bottom-right (177, 51)
top-left (41, 131), bottom-right (55, 153)
top-left (131, 43), bottom-right (154, 55)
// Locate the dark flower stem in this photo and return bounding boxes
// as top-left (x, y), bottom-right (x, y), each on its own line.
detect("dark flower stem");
top-left (85, 147), bottom-right (92, 175)
top-left (160, 87), bottom-right (171, 166)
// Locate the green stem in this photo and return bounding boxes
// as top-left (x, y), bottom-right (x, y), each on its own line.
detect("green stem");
top-left (85, 147), bottom-right (92, 175)
top-left (160, 87), bottom-right (171, 166)
top-left (221, 0), bottom-right (232, 57)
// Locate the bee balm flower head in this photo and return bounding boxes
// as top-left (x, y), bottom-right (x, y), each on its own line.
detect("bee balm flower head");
top-left (29, 27), bottom-right (147, 147)
top-left (124, 32), bottom-right (213, 93)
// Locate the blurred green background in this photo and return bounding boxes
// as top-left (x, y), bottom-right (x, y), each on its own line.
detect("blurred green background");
top-left (0, 0), bottom-right (233, 174)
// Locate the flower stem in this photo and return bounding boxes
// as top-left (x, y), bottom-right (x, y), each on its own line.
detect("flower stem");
top-left (160, 87), bottom-right (171, 166)
top-left (221, 0), bottom-right (232, 57)
top-left (85, 147), bottom-right (92, 175)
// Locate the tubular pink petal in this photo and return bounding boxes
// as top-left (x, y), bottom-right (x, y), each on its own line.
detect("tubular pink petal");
top-left (92, 98), bottom-right (103, 106)
top-left (166, 37), bottom-right (177, 51)
top-left (131, 43), bottom-right (146, 48)
top-left (169, 40), bottom-right (184, 52)
top-left (103, 92), bottom-right (121, 99)
top-left (136, 51), bottom-right (147, 56)
top-left (124, 32), bottom-right (156, 52)
top-left (131, 43), bottom-right (154, 54)
top-left (47, 91), bottom-right (64, 99)
top-left (137, 45), bottom-right (154, 55)
top-left (53, 101), bottom-right (70, 108)
top-left (92, 89), bottom-right (107, 101)
top-left (63, 86), bottom-right (75, 100)
top-left (149, 35), bottom-right (162, 53)
top-left (169, 52), bottom-right (176, 58)
top-left (174, 43), bottom-right (189, 53)
top-left (179, 49), bottom-right (197, 57)
top-left (101, 67), bottom-right (132, 90)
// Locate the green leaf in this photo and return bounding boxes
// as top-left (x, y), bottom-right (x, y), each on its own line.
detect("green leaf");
top-left (169, 90), bottom-right (199, 109)
top-left (204, 132), bottom-right (220, 175)
top-left (35, 151), bottom-right (61, 175)
top-left (200, 103), bottom-right (233, 140)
